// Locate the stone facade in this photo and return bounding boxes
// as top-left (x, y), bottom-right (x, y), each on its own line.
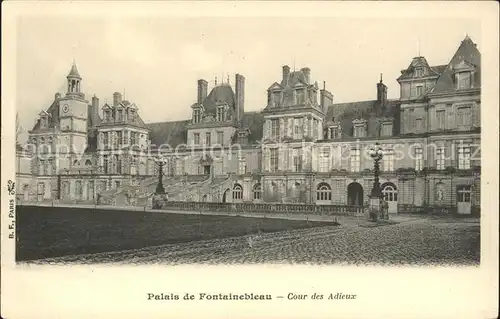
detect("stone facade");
top-left (16, 35), bottom-right (481, 214)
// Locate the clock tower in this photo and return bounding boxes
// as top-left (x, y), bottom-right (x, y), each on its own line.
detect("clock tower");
top-left (58, 62), bottom-right (88, 155)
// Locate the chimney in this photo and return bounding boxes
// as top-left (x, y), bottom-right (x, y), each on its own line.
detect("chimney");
top-left (113, 92), bottom-right (122, 106)
top-left (377, 73), bottom-right (388, 106)
top-left (235, 74), bottom-right (245, 124)
top-left (197, 79), bottom-right (208, 105)
top-left (320, 82), bottom-right (333, 110)
top-left (92, 95), bottom-right (99, 121)
top-left (282, 65), bottom-right (290, 82)
top-left (55, 92), bottom-right (61, 100)
top-left (301, 67), bottom-right (311, 84)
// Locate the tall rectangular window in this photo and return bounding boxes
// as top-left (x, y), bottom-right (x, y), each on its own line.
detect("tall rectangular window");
top-left (217, 131), bottom-right (223, 145)
top-left (296, 89), bottom-right (305, 104)
top-left (273, 92), bottom-right (281, 106)
top-left (39, 160), bottom-right (45, 175)
top-left (117, 110), bottom-right (123, 122)
top-left (294, 118), bottom-right (303, 139)
top-left (415, 118), bottom-right (423, 132)
top-left (130, 132), bottom-right (137, 145)
top-left (458, 72), bottom-right (471, 90)
top-left (436, 147), bottom-right (445, 170)
top-left (381, 123), bottom-right (392, 136)
top-left (416, 85), bottom-right (423, 96)
top-left (216, 107), bottom-right (224, 122)
top-left (319, 148), bottom-right (330, 172)
top-left (293, 148), bottom-right (302, 172)
top-left (415, 67), bottom-right (424, 77)
top-left (271, 119), bottom-right (280, 139)
top-left (103, 132), bottom-right (109, 148)
top-left (414, 147), bottom-right (423, 171)
top-left (457, 106), bottom-right (472, 126)
top-left (103, 155), bottom-right (109, 174)
top-left (330, 126), bottom-right (339, 139)
top-left (383, 150), bottom-right (394, 172)
top-left (194, 133), bottom-right (200, 145)
top-left (270, 148), bottom-right (279, 172)
top-left (350, 148), bottom-right (360, 172)
top-left (205, 132), bottom-right (211, 146)
top-left (117, 131), bottom-right (122, 147)
top-left (313, 119), bottom-right (318, 139)
top-left (436, 110), bottom-right (446, 130)
top-left (458, 145), bottom-right (471, 169)
top-left (193, 110), bottom-right (201, 123)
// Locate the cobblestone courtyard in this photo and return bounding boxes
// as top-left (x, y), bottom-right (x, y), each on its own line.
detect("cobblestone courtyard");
top-left (27, 216), bottom-right (480, 266)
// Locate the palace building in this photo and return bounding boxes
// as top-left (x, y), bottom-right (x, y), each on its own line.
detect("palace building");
top-left (16, 35), bottom-right (481, 214)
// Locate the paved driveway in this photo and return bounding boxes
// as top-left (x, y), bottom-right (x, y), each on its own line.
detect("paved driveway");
top-left (28, 217), bottom-right (480, 266)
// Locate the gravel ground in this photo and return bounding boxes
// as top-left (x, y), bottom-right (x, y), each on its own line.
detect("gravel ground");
top-left (26, 217), bottom-right (480, 266)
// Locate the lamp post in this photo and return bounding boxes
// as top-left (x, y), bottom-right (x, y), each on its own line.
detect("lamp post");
top-left (368, 142), bottom-right (384, 221)
top-left (154, 157), bottom-right (166, 195)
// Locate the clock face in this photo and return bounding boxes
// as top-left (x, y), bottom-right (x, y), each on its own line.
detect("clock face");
top-left (62, 104), bottom-right (69, 113)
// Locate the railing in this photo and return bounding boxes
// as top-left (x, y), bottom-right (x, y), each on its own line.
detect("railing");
top-left (397, 204), bottom-right (457, 215)
top-left (156, 201), bottom-right (365, 216)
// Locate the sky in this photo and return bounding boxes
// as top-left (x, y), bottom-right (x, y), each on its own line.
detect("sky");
top-left (16, 16), bottom-right (481, 142)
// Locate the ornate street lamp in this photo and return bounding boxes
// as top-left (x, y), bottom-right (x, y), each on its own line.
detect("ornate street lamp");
top-left (368, 142), bottom-right (384, 221)
top-left (154, 157), bottom-right (167, 195)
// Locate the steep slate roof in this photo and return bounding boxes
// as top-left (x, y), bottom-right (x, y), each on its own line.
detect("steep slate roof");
top-left (325, 99), bottom-right (400, 137)
top-left (433, 35), bottom-right (481, 93)
top-left (148, 120), bottom-right (189, 148)
top-left (147, 111), bottom-right (265, 148)
top-left (241, 111), bottom-right (264, 143)
top-left (201, 83), bottom-right (236, 115)
top-left (398, 57), bottom-right (443, 81)
top-left (281, 70), bottom-right (307, 87)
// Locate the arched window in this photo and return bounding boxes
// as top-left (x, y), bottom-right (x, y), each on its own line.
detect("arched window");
top-left (73, 160), bottom-right (79, 165)
top-left (382, 184), bottom-right (398, 202)
top-left (232, 183), bottom-right (243, 200)
top-left (85, 159), bottom-right (93, 166)
top-left (316, 182), bottom-right (332, 201)
top-left (253, 183), bottom-right (262, 200)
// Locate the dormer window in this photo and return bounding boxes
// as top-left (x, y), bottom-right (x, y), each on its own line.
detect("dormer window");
top-left (296, 89), bottom-right (305, 105)
top-left (328, 125), bottom-right (341, 139)
top-left (216, 106), bottom-right (225, 122)
top-left (272, 91), bottom-right (281, 107)
top-left (453, 60), bottom-right (475, 90)
top-left (415, 67), bottom-right (424, 77)
top-left (353, 119), bottom-right (367, 138)
top-left (457, 72), bottom-right (472, 90)
top-left (380, 120), bottom-right (393, 137)
top-left (129, 110), bottom-right (136, 122)
top-left (104, 111), bottom-right (111, 122)
top-left (117, 109), bottom-right (123, 122)
top-left (193, 109), bottom-right (201, 123)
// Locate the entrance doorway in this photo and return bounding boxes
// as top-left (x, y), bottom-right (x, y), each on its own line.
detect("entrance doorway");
top-left (37, 182), bottom-right (45, 202)
top-left (222, 188), bottom-right (229, 203)
top-left (204, 165), bottom-right (211, 176)
top-left (381, 182), bottom-right (398, 214)
top-left (347, 182), bottom-right (363, 206)
top-left (457, 185), bottom-right (472, 215)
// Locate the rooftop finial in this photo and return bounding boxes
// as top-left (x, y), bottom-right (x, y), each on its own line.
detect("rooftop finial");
top-left (380, 73), bottom-right (383, 83)
top-left (323, 81), bottom-right (326, 90)
top-left (215, 76), bottom-right (217, 86)
top-left (227, 73), bottom-right (230, 85)
top-left (293, 57), bottom-right (296, 72)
